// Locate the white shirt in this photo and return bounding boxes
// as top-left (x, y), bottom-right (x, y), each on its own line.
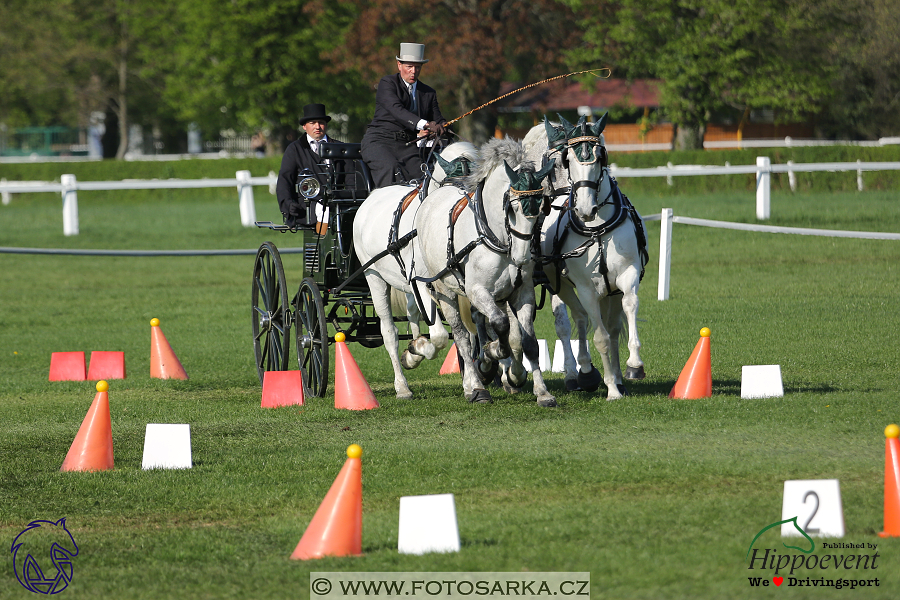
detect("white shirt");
top-left (307, 134), bottom-right (327, 154)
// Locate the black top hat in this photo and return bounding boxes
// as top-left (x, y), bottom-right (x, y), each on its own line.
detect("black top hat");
top-left (299, 103), bottom-right (332, 125)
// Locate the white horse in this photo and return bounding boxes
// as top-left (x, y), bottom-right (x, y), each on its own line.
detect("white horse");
top-left (523, 114), bottom-right (648, 400)
top-left (353, 142), bottom-right (478, 399)
top-left (413, 137), bottom-right (557, 406)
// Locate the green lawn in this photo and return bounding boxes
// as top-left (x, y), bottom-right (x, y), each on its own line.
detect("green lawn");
top-left (1, 186), bottom-right (899, 599)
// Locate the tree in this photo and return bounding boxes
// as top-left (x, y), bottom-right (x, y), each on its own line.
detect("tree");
top-left (567, 0), bottom-right (837, 149)
top-left (154, 0), bottom-right (373, 150)
top-left (313, 0), bottom-right (577, 144)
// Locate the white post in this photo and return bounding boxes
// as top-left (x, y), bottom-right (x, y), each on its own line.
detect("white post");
top-left (666, 161), bottom-right (674, 186)
top-left (857, 159), bottom-right (864, 191)
top-left (787, 160), bottom-right (796, 192)
top-left (658, 208), bottom-right (673, 301)
top-left (756, 156), bottom-right (771, 220)
top-left (236, 170), bottom-right (256, 227)
top-left (61, 174), bottom-right (79, 236)
top-left (1, 178), bottom-right (10, 205)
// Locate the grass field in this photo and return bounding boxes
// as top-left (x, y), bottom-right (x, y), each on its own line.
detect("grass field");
top-left (1, 184), bottom-right (899, 599)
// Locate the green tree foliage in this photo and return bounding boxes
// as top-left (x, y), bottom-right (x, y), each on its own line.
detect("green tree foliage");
top-left (314, 0), bottom-right (577, 143)
top-left (155, 0), bottom-right (372, 149)
top-left (567, 0), bottom-right (835, 149)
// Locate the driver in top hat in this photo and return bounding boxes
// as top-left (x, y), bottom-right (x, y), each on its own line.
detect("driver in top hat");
top-left (276, 103), bottom-right (338, 228)
top-left (361, 43), bottom-right (449, 188)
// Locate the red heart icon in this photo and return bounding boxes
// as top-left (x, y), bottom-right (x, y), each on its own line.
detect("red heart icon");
top-left (773, 577), bottom-right (783, 586)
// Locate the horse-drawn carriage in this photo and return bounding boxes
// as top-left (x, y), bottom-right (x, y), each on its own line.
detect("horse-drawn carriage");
top-left (251, 115), bottom-right (650, 405)
top-left (252, 142), bottom-right (391, 398)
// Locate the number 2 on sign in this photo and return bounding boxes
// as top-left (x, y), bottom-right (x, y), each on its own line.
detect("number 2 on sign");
top-left (801, 491), bottom-right (819, 534)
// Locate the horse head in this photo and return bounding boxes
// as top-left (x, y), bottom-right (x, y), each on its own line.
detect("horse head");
top-left (431, 142), bottom-right (478, 192)
top-left (547, 112), bottom-right (610, 222)
top-left (502, 158), bottom-right (556, 266)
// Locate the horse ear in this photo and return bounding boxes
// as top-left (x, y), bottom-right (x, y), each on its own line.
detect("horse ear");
top-left (534, 157), bottom-right (556, 182)
top-left (592, 112), bottom-right (609, 136)
top-left (435, 153), bottom-right (451, 171)
top-left (504, 160), bottom-right (519, 183)
top-left (544, 117), bottom-right (565, 145)
top-left (557, 113), bottom-right (574, 134)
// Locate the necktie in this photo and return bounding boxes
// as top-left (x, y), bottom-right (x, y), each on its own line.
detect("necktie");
top-left (409, 84), bottom-right (417, 114)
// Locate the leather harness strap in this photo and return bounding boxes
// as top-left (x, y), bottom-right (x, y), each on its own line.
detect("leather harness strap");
top-left (451, 193), bottom-right (471, 225)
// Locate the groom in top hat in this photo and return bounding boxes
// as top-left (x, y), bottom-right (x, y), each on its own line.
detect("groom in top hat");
top-left (361, 43), bottom-right (449, 188)
top-left (277, 103), bottom-right (337, 228)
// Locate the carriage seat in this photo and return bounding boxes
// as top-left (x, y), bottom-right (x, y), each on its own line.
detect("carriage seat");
top-left (318, 142), bottom-right (374, 196)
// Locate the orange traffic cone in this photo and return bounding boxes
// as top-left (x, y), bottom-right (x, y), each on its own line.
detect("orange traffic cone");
top-left (880, 424), bottom-right (900, 537)
top-left (669, 327), bottom-right (712, 399)
top-left (291, 444), bottom-right (364, 560)
top-left (261, 371), bottom-right (305, 408)
top-left (333, 332), bottom-right (379, 410)
top-left (440, 343), bottom-right (461, 375)
top-left (150, 318), bottom-right (188, 380)
top-left (61, 381), bottom-right (114, 472)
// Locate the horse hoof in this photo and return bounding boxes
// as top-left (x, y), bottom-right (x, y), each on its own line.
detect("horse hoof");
top-left (565, 379), bottom-right (581, 392)
top-left (475, 358), bottom-right (499, 385)
top-left (577, 366), bottom-right (603, 393)
top-left (468, 389), bottom-right (493, 404)
top-left (625, 365), bottom-right (646, 380)
top-left (537, 396), bottom-right (557, 407)
top-left (502, 384), bottom-right (522, 395)
top-left (400, 350), bottom-right (424, 370)
top-left (616, 384), bottom-right (629, 396)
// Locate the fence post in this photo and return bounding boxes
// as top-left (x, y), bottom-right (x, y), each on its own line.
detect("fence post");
top-left (857, 159), bottom-right (864, 191)
top-left (658, 208), bottom-right (673, 301)
top-left (61, 174), bottom-right (79, 236)
top-left (666, 162), bottom-right (674, 186)
top-left (236, 170), bottom-right (256, 227)
top-left (756, 156), bottom-right (771, 220)
top-left (787, 160), bottom-right (796, 192)
top-left (1, 178), bottom-right (9, 205)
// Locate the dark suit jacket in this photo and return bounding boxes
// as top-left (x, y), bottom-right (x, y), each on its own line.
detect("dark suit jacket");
top-left (366, 74), bottom-right (446, 133)
top-left (276, 135), bottom-right (334, 222)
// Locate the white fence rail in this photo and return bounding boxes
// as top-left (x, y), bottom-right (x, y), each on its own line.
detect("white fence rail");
top-left (2, 158), bottom-right (900, 235)
top-left (646, 209), bottom-right (900, 301)
top-left (0, 171), bottom-right (276, 235)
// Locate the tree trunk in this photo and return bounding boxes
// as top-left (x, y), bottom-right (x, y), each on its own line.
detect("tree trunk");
top-left (455, 78), bottom-right (498, 145)
top-left (673, 122), bottom-right (705, 150)
top-left (115, 19), bottom-right (128, 160)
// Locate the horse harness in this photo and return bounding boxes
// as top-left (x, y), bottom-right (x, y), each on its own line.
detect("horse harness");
top-left (534, 177), bottom-right (649, 297)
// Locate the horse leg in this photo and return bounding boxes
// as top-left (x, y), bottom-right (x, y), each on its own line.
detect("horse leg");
top-left (401, 293), bottom-right (439, 368)
top-left (600, 295), bottom-right (628, 395)
top-left (619, 283), bottom-right (645, 381)
top-left (367, 275), bottom-right (414, 399)
top-left (433, 284), bottom-right (489, 403)
top-left (502, 302), bottom-right (527, 393)
top-left (466, 288), bottom-right (510, 387)
top-left (578, 285), bottom-right (622, 401)
top-left (509, 285), bottom-right (557, 407)
top-left (556, 285), bottom-right (602, 393)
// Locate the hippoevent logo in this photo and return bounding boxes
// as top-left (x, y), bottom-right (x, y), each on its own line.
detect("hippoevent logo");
top-left (10, 519), bottom-right (79, 594)
top-left (745, 517), bottom-right (880, 590)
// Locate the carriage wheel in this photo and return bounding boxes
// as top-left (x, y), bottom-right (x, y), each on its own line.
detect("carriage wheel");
top-left (295, 277), bottom-right (329, 398)
top-left (252, 242), bottom-right (291, 385)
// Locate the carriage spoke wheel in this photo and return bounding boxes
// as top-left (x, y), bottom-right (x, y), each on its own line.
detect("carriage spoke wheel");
top-left (252, 242), bottom-right (291, 385)
top-left (295, 277), bottom-right (329, 398)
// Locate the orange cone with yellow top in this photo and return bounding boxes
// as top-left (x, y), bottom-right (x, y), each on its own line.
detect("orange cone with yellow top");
top-left (333, 332), bottom-right (379, 410)
top-left (150, 318), bottom-right (188, 380)
top-left (61, 381), bottom-right (115, 472)
top-left (669, 327), bottom-right (712, 399)
top-left (880, 424), bottom-right (900, 537)
top-left (291, 444), bottom-right (364, 560)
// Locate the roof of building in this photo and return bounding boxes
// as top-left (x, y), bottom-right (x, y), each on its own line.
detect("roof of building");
top-left (497, 78), bottom-right (661, 113)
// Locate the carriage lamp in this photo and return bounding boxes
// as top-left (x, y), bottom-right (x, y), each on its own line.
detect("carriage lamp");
top-left (297, 176), bottom-right (321, 200)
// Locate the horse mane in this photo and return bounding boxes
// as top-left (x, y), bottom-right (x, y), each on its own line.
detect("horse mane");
top-left (465, 137), bottom-right (528, 192)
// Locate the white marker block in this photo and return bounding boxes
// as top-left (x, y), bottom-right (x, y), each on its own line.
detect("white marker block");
top-left (741, 365), bottom-right (784, 399)
top-left (523, 339), bottom-right (550, 372)
top-left (781, 479), bottom-right (844, 538)
top-left (142, 424), bottom-right (192, 470)
top-left (398, 493), bottom-right (460, 555)
top-left (551, 340), bottom-right (580, 373)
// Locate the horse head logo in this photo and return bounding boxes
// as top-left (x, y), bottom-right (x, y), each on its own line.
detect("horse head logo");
top-left (11, 518), bottom-right (79, 594)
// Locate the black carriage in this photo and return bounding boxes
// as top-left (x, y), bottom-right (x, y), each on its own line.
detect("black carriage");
top-left (252, 142), bottom-right (389, 398)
